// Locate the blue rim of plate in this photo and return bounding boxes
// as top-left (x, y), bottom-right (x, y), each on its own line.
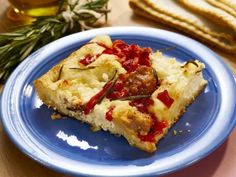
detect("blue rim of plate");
top-left (1, 27), bottom-right (236, 177)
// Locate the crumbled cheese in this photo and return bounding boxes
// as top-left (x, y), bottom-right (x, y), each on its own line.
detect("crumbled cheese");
top-left (102, 73), bottom-right (109, 82)
top-left (178, 130), bottom-right (183, 133)
top-left (187, 130), bottom-right (191, 132)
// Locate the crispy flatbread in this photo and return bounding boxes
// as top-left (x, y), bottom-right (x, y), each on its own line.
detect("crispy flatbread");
top-left (129, 0), bottom-right (236, 54)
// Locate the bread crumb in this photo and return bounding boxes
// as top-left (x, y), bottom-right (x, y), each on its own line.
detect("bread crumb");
top-left (173, 130), bottom-right (177, 136)
top-left (90, 125), bottom-right (101, 132)
top-left (51, 113), bottom-right (62, 120)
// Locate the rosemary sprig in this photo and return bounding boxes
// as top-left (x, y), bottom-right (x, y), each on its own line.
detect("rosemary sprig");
top-left (69, 66), bottom-right (97, 70)
top-left (116, 95), bottom-right (151, 101)
top-left (159, 45), bottom-right (177, 52)
top-left (0, 0), bottom-right (109, 83)
top-left (181, 60), bottom-right (199, 68)
top-left (152, 67), bottom-right (159, 86)
top-left (57, 65), bottom-right (64, 81)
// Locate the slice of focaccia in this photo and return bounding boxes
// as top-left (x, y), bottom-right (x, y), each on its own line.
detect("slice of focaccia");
top-left (34, 35), bottom-right (207, 152)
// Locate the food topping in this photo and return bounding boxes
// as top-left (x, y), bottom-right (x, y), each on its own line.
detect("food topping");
top-left (81, 40), bottom-right (152, 73)
top-left (107, 66), bottom-right (158, 100)
top-left (106, 74), bottom-right (128, 100)
top-left (181, 60), bottom-right (199, 68)
top-left (82, 40), bottom-right (165, 140)
top-left (157, 90), bottom-right (174, 108)
top-left (110, 40), bottom-right (152, 72)
top-left (123, 66), bottom-right (158, 96)
top-left (56, 65), bottom-right (64, 81)
top-left (138, 115), bottom-right (168, 142)
top-left (129, 97), bottom-right (168, 142)
top-left (83, 82), bottom-right (113, 115)
top-left (83, 70), bottom-right (117, 115)
top-left (105, 106), bottom-right (115, 121)
top-left (79, 54), bottom-right (96, 65)
top-left (117, 95), bottom-right (151, 101)
top-left (129, 97), bottom-right (154, 113)
top-left (69, 66), bottom-right (96, 70)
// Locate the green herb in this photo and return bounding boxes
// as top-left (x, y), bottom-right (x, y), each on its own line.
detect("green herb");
top-left (69, 66), bottom-right (97, 70)
top-left (152, 67), bottom-right (159, 86)
top-left (116, 95), bottom-right (151, 101)
top-left (57, 65), bottom-right (64, 81)
top-left (159, 45), bottom-right (177, 52)
top-left (0, 0), bottom-right (109, 83)
top-left (181, 60), bottom-right (199, 68)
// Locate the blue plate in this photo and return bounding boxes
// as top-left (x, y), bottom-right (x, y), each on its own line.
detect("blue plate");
top-left (1, 27), bottom-right (236, 177)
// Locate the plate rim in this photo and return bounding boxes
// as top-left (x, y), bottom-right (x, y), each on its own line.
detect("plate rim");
top-left (1, 26), bottom-right (236, 177)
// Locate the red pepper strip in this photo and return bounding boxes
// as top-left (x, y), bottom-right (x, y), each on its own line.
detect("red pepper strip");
top-left (157, 90), bottom-right (174, 108)
top-left (84, 70), bottom-right (117, 115)
top-left (84, 82), bottom-right (113, 115)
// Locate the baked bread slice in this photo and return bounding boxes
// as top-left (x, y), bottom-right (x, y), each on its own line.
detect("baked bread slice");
top-left (34, 35), bottom-right (207, 152)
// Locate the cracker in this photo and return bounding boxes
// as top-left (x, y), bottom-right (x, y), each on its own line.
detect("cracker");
top-left (129, 0), bottom-right (236, 54)
top-left (218, 0), bottom-right (236, 11)
top-left (206, 0), bottom-right (236, 17)
top-left (178, 0), bottom-right (236, 33)
top-left (145, 0), bottom-right (235, 36)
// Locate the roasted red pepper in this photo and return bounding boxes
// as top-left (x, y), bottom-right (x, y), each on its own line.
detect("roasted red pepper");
top-left (111, 40), bottom-right (152, 72)
top-left (157, 90), bottom-right (174, 108)
top-left (84, 82), bottom-right (113, 115)
top-left (129, 98), bottom-right (168, 142)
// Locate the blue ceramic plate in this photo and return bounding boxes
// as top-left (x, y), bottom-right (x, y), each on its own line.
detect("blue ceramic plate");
top-left (1, 27), bottom-right (236, 177)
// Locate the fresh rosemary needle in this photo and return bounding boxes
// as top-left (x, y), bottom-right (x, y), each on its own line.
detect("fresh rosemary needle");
top-left (0, 0), bottom-right (109, 83)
